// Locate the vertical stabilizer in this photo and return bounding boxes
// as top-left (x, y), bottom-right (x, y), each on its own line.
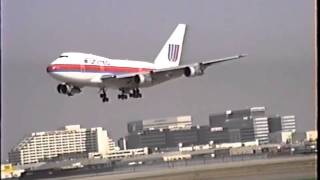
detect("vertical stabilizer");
top-left (154, 24), bottom-right (186, 69)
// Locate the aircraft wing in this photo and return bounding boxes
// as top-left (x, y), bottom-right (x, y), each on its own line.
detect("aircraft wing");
top-left (148, 54), bottom-right (247, 83)
top-left (101, 54), bottom-right (246, 87)
top-left (198, 54), bottom-right (247, 68)
top-left (154, 54), bottom-right (247, 74)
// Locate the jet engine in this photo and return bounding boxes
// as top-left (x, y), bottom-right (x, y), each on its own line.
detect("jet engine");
top-left (184, 63), bottom-right (205, 77)
top-left (134, 74), bottom-right (152, 85)
top-left (57, 84), bottom-right (81, 96)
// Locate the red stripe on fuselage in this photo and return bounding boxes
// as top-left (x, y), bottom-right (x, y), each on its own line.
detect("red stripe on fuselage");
top-left (47, 64), bottom-right (152, 73)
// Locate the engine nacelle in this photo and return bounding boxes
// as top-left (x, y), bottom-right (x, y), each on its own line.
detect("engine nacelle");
top-left (134, 74), bottom-right (152, 85)
top-left (57, 84), bottom-right (81, 96)
top-left (57, 84), bottom-right (70, 94)
top-left (184, 64), bottom-right (204, 77)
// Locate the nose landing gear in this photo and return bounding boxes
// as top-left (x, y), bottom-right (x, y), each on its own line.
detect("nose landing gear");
top-left (100, 88), bottom-right (109, 102)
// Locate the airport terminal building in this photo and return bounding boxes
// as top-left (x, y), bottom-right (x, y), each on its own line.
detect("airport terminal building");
top-left (8, 125), bottom-right (118, 165)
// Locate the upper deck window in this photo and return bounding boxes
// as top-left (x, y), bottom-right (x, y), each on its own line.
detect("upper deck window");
top-left (59, 55), bottom-right (68, 58)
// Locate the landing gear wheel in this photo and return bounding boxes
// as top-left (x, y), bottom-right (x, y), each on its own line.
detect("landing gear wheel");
top-left (118, 88), bottom-right (130, 100)
top-left (130, 88), bottom-right (142, 98)
top-left (118, 94), bottom-right (128, 100)
top-left (102, 97), bottom-right (109, 102)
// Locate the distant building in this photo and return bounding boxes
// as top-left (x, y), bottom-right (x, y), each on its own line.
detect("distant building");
top-left (197, 126), bottom-right (230, 144)
top-left (292, 132), bottom-right (306, 143)
top-left (124, 107), bottom-right (298, 149)
top-left (126, 129), bottom-right (167, 149)
top-left (117, 137), bottom-right (127, 150)
top-left (126, 108), bottom-right (269, 150)
top-left (8, 125), bottom-right (118, 165)
top-left (280, 116), bottom-right (296, 132)
top-left (269, 131), bottom-right (293, 144)
top-left (126, 116), bottom-right (194, 149)
top-left (252, 117), bottom-right (269, 144)
top-left (166, 127), bottom-right (198, 146)
top-left (267, 116), bottom-right (282, 132)
top-left (105, 147), bottom-right (150, 159)
top-left (1, 163), bottom-right (25, 179)
top-left (209, 107), bottom-right (269, 144)
top-left (127, 115), bottom-right (192, 133)
top-left (306, 130), bottom-right (318, 142)
top-left (291, 130), bottom-right (318, 143)
top-left (268, 115), bottom-right (296, 133)
top-left (126, 126), bottom-right (225, 150)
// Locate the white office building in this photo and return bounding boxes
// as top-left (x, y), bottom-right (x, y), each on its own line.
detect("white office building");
top-left (9, 125), bottom-right (117, 165)
top-left (280, 116), bottom-right (296, 132)
top-left (253, 117), bottom-right (269, 144)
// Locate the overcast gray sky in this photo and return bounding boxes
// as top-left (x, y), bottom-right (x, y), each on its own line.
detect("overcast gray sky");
top-left (1, 0), bottom-right (316, 160)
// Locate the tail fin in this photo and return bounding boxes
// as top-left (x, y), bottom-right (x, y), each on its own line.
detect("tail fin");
top-left (154, 24), bottom-right (186, 69)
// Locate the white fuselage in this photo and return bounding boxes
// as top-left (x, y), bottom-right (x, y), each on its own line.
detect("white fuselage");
top-left (47, 52), bottom-right (156, 88)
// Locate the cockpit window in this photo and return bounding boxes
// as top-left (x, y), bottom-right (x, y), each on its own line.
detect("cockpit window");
top-left (59, 55), bottom-right (68, 58)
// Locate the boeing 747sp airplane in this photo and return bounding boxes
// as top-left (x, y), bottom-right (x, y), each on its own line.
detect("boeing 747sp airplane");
top-left (46, 24), bottom-right (246, 102)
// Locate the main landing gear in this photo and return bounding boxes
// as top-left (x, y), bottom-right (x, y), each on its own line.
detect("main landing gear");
top-left (130, 88), bottom-right (142, 98)
top-left (99, 88), bottom-right (142, 102)
top-left (99, 88), bottom-right (109, 102)
top-left (118, 88), bottom-right (142, 100)
top-left (118, 88), bottom-right (129, 100)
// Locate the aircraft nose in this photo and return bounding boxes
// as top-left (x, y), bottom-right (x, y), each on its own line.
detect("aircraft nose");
top-left (46, 65), bottom-right (52, 73)
top-left (46, 64), bottom-right (56, 73)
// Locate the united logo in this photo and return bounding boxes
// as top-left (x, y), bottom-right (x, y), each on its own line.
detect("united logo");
top-left (168, 44), bottom-right (180, 62)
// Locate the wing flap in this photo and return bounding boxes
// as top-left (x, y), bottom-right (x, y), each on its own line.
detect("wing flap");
top-left (101, 74), bottom-right (135, 85)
